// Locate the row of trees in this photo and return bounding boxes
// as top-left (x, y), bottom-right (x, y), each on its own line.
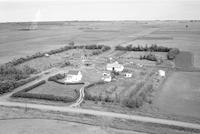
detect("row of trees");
top-left (115, 44), bottom-right (171, 52)
top-left (0, 64), bottom-right (37, 95)
top-left (123, 83), bottom-right (153, 108)
top-left (116, 44), bottom-right (179, 60)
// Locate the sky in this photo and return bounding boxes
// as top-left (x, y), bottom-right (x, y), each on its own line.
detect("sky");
top-left (0, 0), bottom-right (200, 22)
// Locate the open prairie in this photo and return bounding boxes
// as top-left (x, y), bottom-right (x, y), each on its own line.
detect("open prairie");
top-left (1, 21), bottom-right (200, 67)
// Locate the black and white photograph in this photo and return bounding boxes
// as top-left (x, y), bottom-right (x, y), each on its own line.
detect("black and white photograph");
top-left (0, 0), bottom-right (200, 133)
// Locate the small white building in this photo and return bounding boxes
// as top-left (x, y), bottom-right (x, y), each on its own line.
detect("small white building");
top-left (102, 71), bottom-right (110, 76)
top-left (106, 61), bottom-right (124, 72)
top-left (158, 70), bottom-right (165, 77)
top-left (102, 75), bottom-right (112, 82)
top-left (64, 70), bottom-right (82, 83)
top-left (137, 63), bottom-right (143, 68)
top-left (125, 73), bottom-right (132, 78)
top-left (44, 53), bottom-right (50, 57)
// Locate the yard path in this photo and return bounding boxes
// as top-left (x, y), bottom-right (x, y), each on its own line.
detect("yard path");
top-left (0, 100), bottom-right (200, 131)
top-left (69, 82), bottom-right (89, 108)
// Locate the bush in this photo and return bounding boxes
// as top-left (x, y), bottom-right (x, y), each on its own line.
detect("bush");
top-left (48, 74), bottom-right (65, 81)
top-left (167, 48), bottom-right (180, 60)
top-left (140, 53), bottom-right (157, 61)
top-left (69, 41), bottom-right (75, 46)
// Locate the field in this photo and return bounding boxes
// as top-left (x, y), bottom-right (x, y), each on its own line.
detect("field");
top-left (154, 72), bottom-right (200, 119)
top-left (1, 21), bottom-right (200, 67)
top-left (28, 81), bottom-right (82, 98)
top-left (1, 21), bottom-right (200, 133)
top-left (175, 51), bottom-right (194, 68)
top-left (0, 119), bottom-right (142, 134)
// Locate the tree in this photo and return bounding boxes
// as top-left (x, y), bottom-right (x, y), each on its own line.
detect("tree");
top-left (69, 41), bottom-right (75, 46)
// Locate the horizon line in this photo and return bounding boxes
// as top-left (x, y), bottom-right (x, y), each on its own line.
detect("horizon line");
top-left (1, 19), bottom-right (200, 24)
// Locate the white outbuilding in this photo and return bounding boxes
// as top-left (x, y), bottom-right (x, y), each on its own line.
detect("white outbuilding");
top-left (125, 73), bottom-right (132, 78)
top-left (64, 70), bottom-right (82, 83)
top-left (158, 70), bottom-right (166, 77)
top-left (44, 53), bottom-right (50, 57)
top-left (102, 75), bottom-right (112, 82)
top-left (106, 61), bottom-right (124, 72)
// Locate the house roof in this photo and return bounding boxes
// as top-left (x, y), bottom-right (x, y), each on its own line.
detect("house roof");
top-left (107, 61), bottom-right (123, 68)
top-left (68, 70), bottom-right (80, 75)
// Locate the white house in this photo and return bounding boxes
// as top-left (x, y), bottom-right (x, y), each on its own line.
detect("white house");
top-left (106, 61), bottom-right (124, 72)
top-left (64, 70), bottom-right (82, 83)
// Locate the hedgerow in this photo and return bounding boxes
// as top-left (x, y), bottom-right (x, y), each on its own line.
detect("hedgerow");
top-left (115, 44), bottom-right (179, 60)
top-left (115, 44), bottom-right (171, 52)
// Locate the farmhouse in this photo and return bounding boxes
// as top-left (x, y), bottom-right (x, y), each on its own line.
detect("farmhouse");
top-left (106, 61), bottom-right (124, 72)
top-left (64, 70), bottom-right (82, 83)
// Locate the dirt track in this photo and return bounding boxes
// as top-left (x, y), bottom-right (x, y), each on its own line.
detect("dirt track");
top-left (0, 100), bottom-right (200, 132)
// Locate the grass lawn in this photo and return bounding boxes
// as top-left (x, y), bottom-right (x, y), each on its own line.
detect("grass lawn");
top-left (28, 81), bottom-right (83, 98)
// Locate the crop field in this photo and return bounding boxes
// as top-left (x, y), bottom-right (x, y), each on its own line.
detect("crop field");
top-left (154, 72), bottom-right (200, 119)
top-left (0, 21), bottom-right (146, 64)
top-left (29, 81), bottom-right (82, 98)
top-left (1, 21), bottom-right (199, 66)
top-left (175, 51), bottom-right (194, 68)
